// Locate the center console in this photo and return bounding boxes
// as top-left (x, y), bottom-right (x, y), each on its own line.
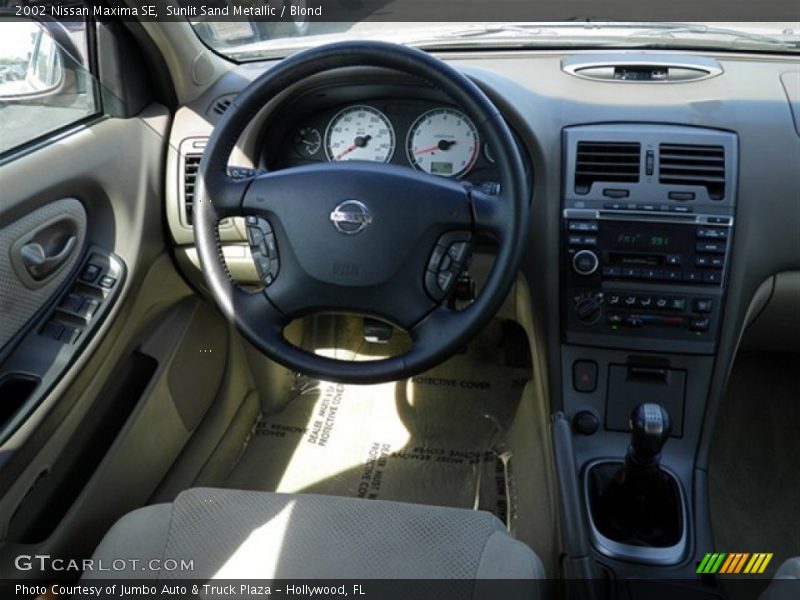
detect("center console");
top-left (558, 124), bottom-right (737, 577)
top-left (564, 210), bottom-right (732, 354)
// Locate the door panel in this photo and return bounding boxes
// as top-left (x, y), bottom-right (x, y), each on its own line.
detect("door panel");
top-left (0, 198), bottom-right (86, 349)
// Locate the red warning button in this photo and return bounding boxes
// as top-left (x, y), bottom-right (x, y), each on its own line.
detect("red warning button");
top-left (573, 360), bottom-right (598, 393)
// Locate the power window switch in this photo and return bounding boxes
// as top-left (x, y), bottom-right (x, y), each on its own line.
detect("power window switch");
top-left (80, 263), bottom-right (102, 282)
top-left (77, 299), bottom-right (101, 320)
top-left (59, 325), bottom-right (81, 344)
top-left (60, 293), bottom-right (84, 313)
top-left (41, 321), bottom-right (64, 340)
top-left (98, 275), bottom-right (116, 289)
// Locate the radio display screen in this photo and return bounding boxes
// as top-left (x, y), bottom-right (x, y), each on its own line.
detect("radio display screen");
top-left (600, 220), bottom-right (691, 255)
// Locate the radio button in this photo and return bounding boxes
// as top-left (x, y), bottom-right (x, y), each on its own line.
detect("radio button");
top-left (703, 272), bottom-right (722, 284)
top-left (622, 267), bottom-right (641, 278)
top-left (697, 228), bottom-right (728, 240)
top-left (710, 257), bottom-right (724, 268)
top-left (671, 205), bottom-right (694, 213)
top-left (602, 266), bottom-right (622, 278)
top-left (684, 271), bottom-right (703, 283)
top-left (568, 235), bottom-right (584, 246)
top-left (696, 242), bottom-right (726, 254)
top-left (666, 270), bottom-right (683, 281)
top-left (642, 268), bottom-right (663, 280)
top-left (665, 255), bottom-right (682, 266)
top-left (572, 250), bottom-right (599, 276)
top-left (568, 221), bottom-right (598, 232)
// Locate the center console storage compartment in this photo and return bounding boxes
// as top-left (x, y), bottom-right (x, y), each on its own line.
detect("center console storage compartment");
top-left (606, 364), bottom-right (685, 435)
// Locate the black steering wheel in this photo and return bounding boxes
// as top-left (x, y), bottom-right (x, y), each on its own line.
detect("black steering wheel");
top-left (194, 41), bottom-right (529, 384)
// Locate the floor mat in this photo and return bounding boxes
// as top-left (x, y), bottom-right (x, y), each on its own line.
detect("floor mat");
top-left (224, 320), bottom-right (530, 523)
top-left (709, 352), bottom-right (800, 586)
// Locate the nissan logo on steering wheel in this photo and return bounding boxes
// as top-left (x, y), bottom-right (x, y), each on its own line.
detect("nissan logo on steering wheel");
top-left (329, 200), bottom-right (373, 235)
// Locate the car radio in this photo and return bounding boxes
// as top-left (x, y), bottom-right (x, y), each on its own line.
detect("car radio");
top-left (562, 209), bottom-right (734, 354)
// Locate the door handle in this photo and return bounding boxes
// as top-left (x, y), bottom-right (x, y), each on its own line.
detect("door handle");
top-left (20, 235), bottom-right (77, 281)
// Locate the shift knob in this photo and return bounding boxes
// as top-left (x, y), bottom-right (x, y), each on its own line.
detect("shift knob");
top-left (628, 403), bottom-right (671, 466)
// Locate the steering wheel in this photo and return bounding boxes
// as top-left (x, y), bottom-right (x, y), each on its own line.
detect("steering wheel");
top-left (194, 41), bottom-right (529, 384)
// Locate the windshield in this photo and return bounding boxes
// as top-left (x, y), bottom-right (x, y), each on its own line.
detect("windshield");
top-left (189, 19), bottom-right (800, 61)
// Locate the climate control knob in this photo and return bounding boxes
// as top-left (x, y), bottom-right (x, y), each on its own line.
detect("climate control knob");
top-left (573, 250), bottom-right (599, 276)
top-left (575, 297), bottom-right (602, 325)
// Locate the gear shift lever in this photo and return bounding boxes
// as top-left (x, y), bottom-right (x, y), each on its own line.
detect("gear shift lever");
top-left (627, 403), bottom-right (671, 467)
top-left (587, 402), bottom-right (682, 548)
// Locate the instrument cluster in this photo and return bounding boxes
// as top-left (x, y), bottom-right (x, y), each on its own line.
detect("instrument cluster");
top-left (272, 99), bottom-right (501, 188)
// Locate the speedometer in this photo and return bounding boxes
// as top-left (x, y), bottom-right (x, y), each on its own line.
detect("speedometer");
top-left (325, 105), bottom-right (395, 163)
top-left (407, 108), bottom-right (479, 178)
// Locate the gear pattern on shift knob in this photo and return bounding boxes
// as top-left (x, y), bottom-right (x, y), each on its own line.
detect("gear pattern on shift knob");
top-left (628, 402), bottom-right (672, 465)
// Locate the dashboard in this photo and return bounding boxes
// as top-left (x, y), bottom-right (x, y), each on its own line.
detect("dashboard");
top-left (165, 51), bottom-right (800, 361)
top-left (162, 46), bottom-right (800, 583)
top-left (261, 88), bottom-right (501, 190)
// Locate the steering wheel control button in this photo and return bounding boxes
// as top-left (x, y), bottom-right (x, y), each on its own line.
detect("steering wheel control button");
top-left (573, 361), bottom-right (598, 393)
top-left (572, 249), bottom-right (599, 276)
top-left (448, 242), bottom-right (470, 263)
top-left (247, 217), bottom-right (280, 286)
top-left (437, 271), bottom-right (455, 292)
top-left (425, 232), bottom-right (473, 301)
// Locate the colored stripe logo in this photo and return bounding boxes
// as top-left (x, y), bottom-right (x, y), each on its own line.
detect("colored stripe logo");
top-left (697, 553), bottom-right (773, 574)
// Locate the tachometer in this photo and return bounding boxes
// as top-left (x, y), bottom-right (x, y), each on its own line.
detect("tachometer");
top-left (325, 105), bottom-right (395, 163)
top-left (407, 108), bottom-right (479, 178)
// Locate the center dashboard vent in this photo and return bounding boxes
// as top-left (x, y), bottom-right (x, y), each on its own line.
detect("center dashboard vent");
top-left (659, 144), bottom-right (726, 200)
top-left (575, 141), bottom-right (641, 193)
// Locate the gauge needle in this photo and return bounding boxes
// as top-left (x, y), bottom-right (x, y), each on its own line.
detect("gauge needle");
top-left (414, 140), bottom-right (457, 155)
top-left (335, 135), bottom-right (372, 160)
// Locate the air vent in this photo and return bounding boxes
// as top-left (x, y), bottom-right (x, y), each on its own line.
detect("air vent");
top-left (212, 98), bottom-right (232, 115)
top-left (659, 144), bottom-right (725, 200)
top-left (208, 95), bottom-right (236, 117)
top-left (575, 142), bottom-right (641, 194)
top-left (183, 154), bottom-right (202, 224)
